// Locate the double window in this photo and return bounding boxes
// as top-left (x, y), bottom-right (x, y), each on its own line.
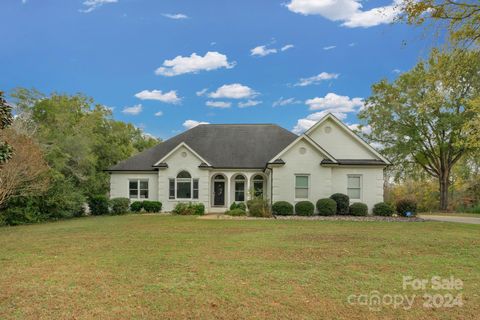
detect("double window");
top-left (295, 175), bottom-right (309, 199)
top-left (169, 171), bottom-right (199, 200)
top-left (234, 175), bottom-right (246, 202)
top-left (347, 175), bottom-right (362, 200)
top-left (129, 179), bottom-right (149, 199)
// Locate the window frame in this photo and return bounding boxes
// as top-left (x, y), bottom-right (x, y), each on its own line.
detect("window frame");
top-left (347, 174), bottom-right (362, 200)
top-left (294, 174), bottom-right (309, 200)
top-left (169, 171), bottom-right (199, 200)
top-left (252, 174), bottom-right (264, 199)
top-left (234, 175), bottom-right (246, 202)
top-left (129, 179), bottom-right (149, 199)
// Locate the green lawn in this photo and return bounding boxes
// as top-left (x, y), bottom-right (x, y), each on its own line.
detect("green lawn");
top-left (0, 215), bottom-right (479, 319)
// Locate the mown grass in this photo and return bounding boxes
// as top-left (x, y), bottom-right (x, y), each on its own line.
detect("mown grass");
top-left (0, 215), bottom-right (479, 319)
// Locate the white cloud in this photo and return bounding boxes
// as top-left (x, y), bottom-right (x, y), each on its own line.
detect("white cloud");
top-left (122, 104), bottom-right (142, 115)
top-left (348, 123), bottom-right (372, 135)
top-left (22, 0), bottom-right (27, 4)
top-left (183, 120), bottom-right (210, 129)
top-left (80, 0), bottom-right (117, 13)
top-left (154, 111), bottom-right (163, 117)
top-left (323, 45), bottom-right (336, 50)
top-left (250, 45), bottom-right (277, 57)
top-left (272, 97), bottom-right (302, 107)
top-left (134, 90), bottom-right (181, 104)
top-left (155, 51), bottom-right (235, 76)
top-left (306, 93), bottom-right (363, 111)
top-left (392, 68), bottom-right (401, 74)
top-left (206, 101), bottom-right (232, 108)
top-left (294, 72), bottom-right (339, 86)
top-left (196, 88), bottom-right (208, 96)
top-left (209, 83), bottom-right (257, 99)
top-left (286, 0), bottom-right (401, 28)
top-left (281, 44), bottom-right (294, 51)
top-left (292, 111), bottom-right (347, 134)
top-left (238, 100), bottom-right (261, 108)
top-left (162, 13), bottom-right (189, 19)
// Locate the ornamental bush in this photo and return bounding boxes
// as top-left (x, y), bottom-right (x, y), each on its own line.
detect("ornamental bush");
top-left (316, 198), bottom-right (337, 216)
top-left (295, 201), bottom-right (315, 216)
top-left (349, 202), bottom-right (368, 216)
top-left (130, 201), bottom-right (143, 212)
top-left (88, 195), bottom-right (110, 216)
top-left (373, 202), bottom-right (394, 216)
top-left (225, 208), bottom-right (247, 216)
top-left (248, 199), bottom-right (272, 217)
top-left (230, 202), bottom-right (247, 211)
top-left (173, 202), bottom-right (205, 215)
top-left (110, 198), bottom-right (130, 215)
top-left (396, 199), bottom-right (417, 217)
top-left (272, 201), bottom-right (294, 216)
top-left (142, 201), bottom-right (162, 213)
top-left (330, 193), bottom-right (350, 215)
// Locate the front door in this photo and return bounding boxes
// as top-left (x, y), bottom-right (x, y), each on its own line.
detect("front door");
top-left (214, 181), bottom-right (225, 206)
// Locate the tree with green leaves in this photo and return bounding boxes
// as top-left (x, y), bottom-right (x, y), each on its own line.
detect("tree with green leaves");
top-left (400, 0), bottom-right (480, 46)
top-left (0, 91), bottom-right (14, 164)
top-left (359, 49), bottom-right (480, 211)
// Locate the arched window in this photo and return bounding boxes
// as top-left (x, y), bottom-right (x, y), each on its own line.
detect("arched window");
top-left (169, 170), bottom-right (198, 199)
top-left (253, 175), bottom-right (264, 199)
top-left (234, 175), bottom-right (246, 202)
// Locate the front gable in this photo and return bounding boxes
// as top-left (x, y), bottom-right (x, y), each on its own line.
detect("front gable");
top-left (306, 114), bottom-right (389, 163)
top-left (154, 142), bottom-right (211, 168)
top-left (268, 135), bottom-right (337, 165)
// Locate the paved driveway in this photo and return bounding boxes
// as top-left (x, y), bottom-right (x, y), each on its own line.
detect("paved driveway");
top-left (420, 215), bottom-right (480, 225)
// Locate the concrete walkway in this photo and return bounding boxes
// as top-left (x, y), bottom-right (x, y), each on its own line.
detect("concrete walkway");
top-left (419, 215), bottom-right (480, 225)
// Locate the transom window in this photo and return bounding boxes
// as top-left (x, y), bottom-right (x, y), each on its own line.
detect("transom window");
top-left (347, 175), bottom-right (362, 199)
top-left (234, 175), bottom-right (246, 202)
top-left (253, 175), bottom-right (264, 199)
top-left (295, 175), bottom-right (309, 199)
top-left (169, 170), bottom-right (199, 200)
top-left (129, 179), bottom-right (149, 199)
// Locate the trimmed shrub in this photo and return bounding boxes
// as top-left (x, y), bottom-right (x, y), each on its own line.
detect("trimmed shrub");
top-left (272, 201), bottom-right (294, 216)
top-left (316, 198), bottom-right (337, 216)
top-left (248, 199), bottom-right (272, 217)
top-left (330, 193), bottom-right (350, 215)
top-left (373, 202), bottom-right (394, 216)
top-left (295, 201), bottom-right (315, 216)
top-left (130, 201), bottom-right (143, 213)
top-left (110, 198), bottom-right (130, 215)
top-left (396, 199), bottom-right (417, 217)
top-left (225, 208), bottom-right (247, 216)
top-left (230, 202), bottom-right (247, 211)
top-left (88, 195), bottom-right (110, 215)
top-left (173, 202), bottom-right (205, 215)
top-left (142, 201), bottom-right (162, 213)
top-left (349, 202), bottom-right (368, 216)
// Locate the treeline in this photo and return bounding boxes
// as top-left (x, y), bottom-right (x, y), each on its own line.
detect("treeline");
top-left (0, 88), bottom-right (158, 225)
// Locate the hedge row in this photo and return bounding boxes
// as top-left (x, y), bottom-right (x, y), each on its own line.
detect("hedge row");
top-left (87, 197), bottom-right (163, 215)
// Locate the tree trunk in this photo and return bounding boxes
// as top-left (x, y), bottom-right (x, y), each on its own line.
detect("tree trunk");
top-left (439, 173), bottom-right (450, 211)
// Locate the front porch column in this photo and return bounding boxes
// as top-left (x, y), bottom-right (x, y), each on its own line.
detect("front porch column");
top-left (226, 174), bottom-right (231, 208)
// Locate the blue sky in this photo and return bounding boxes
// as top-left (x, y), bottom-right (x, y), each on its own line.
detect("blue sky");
top-left (1, 0), bottom-right (434, 139)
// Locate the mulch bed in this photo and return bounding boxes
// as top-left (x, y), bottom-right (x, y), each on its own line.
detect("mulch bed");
top-left (200, 214), bottom-right (424, 222)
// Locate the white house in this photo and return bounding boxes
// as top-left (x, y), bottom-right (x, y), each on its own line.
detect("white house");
top-left (108, 114), bottom-right (390, 213)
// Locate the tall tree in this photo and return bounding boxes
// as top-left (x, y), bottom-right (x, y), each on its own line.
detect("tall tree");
top-left (359, 49), bottom-right (480, 210)
top-left (0, 91), bottom-right (13, 164)
top-left (400, 0), bottom-right (480, 46)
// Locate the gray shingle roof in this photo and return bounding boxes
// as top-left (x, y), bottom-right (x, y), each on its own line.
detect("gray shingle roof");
top-left (108, 124), bottom-right (298, 171)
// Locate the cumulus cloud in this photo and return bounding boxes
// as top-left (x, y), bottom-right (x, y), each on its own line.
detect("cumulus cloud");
top-left (272, 97), bottom-right (302, 107)
top-left (183, 120), bottom-right (210, 129)
top-left (209, 83), bottom-right (257, 99)
top-left (154, 111), bottom-right (163, 117)
top-left (238, 100), bottom-right (262, 108)
top-left (323, 45), bottom-right (336, 50)
top-left (206, 101), bottom-right (232, 108)
top-left (294, 72), bottom-right (339, 87)
top-left (122, 104), bottom-right (142, 115)
top-left (286, 0), bottom-right (401, 28)
top-left (162, 13), bottom-right (189, 19)
top-left (250, 45), bottom-right (277, 57)
top-left (155, 51), bottom-right (235, 76)
top-left (348, 123), bottom-right (372, 135)
top-left (281, 44), bottom-right (294, 51)
top-left (196, 88), bottom-right (208, 96)
top-left (134, 89), bottom-right (181, 104)
top-left (80, 0), bottom-right (117, 13)
top-left (306, 92), bottom-right (363, 111)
